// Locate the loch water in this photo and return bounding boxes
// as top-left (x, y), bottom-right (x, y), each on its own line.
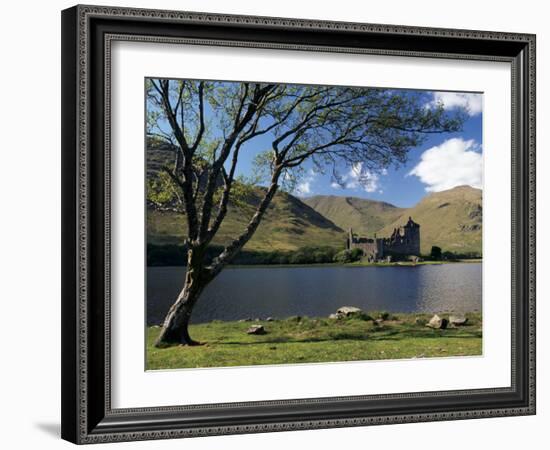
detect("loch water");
top-left (147, 263), bottom-right (482, 325)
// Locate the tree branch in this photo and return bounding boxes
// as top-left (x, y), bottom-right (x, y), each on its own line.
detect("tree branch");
top-left (203, 133), bottom-right (246, 244)
top-left (152, 79), bottom-right (200, 240)
top-left (206, 167), bottom-right (283, 279)
top-left (190, 81), bottom-right (205, 152)
top-left (272, 93), bottom-right (360, 155)
top-left (197, 84), bottom-right (276, 242)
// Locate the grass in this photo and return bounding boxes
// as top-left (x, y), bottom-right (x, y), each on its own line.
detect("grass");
top-left (225, 259), bottom-right (481, 269)
top-left (146, 312), bottom-right (482, 370)
top-left (305, 186), bottom-right (482, 255)
top-left (349, 260), bottom-right (448, 267)
top-left (347, 259), bottom-right (482, 267)
top-left (147, 190), bottom-right (345, 253)
top-left (303, 195), bottom-right (403, 237)
top-left (377, 186), bottom-right (482, 255)
top-left (148, 186), bottom-right (482, 258)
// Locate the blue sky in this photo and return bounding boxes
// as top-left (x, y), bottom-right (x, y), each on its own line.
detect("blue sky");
top-left (148, 82), bottom-right (482, 209)
top-left (232, 90), bottom-right (483, 208)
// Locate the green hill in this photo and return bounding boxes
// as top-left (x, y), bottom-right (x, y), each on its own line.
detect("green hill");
top-left (303, 186), bottom-right (482, 256)
top-left (146, 139), bottom-right (346, 253)
top-left (302, 195), bottom-right (403, 236)
top-left (148, 189), bottom-right (346, 252)
top-left (377, 185), bottom-right (482, 255)
top-left (148, 184), bottom-right (482, 259)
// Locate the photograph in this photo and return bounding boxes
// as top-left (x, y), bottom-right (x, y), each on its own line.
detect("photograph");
top-left (145, 78), bottom-right (484, 370)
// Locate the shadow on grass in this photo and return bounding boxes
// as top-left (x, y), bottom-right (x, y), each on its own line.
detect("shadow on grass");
top-left (208, 330), bottom-right (482, 346)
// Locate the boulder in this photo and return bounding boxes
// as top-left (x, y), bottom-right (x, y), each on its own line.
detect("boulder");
top-left (328, 313), bottom-right (340, 320)
top-left (426, 314), bottom-right (448, 329)
top-left (449, 314), bottom-right (468, 326)
top-left (246, 325), bottom-right (266, 335)
top-left (336, 306), bottom-right (363, 317)
top-left (265, 317), bottom-right (274, 322)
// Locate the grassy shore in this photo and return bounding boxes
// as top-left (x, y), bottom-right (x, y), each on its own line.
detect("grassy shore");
top-left (226, 259), bottom-right (482, 270)
top-left (348, 259), bottom-right (482, 267)
top-left (147, 312), bottom-right (482, 370)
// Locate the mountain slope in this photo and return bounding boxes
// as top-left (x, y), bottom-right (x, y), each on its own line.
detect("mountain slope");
top-left (302, 195), bottom-right (404, 236)
top-left (148, 190), bottom-right (346, 252)
top-left (377, 185), bottom-right (482, 255)
top-left (146, 139), bottom-right (346, 252)
top-left (304, 186), bottom-right (482, 256)
top-left (149, 184), bottom-right (482, 256)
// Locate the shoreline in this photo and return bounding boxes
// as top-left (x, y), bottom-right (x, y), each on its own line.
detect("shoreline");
top-left (150, 309), bottom-right (482, 327)
top-left (148, 259), bottom-right (482, 270)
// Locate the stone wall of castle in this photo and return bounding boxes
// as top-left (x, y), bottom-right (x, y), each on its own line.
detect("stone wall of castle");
top-left (347, 217), bottom-right (420, 260)
top-left (347, 237), bottom-right (385, 260)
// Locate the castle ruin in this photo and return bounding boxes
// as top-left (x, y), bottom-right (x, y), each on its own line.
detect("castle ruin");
top-left (347, 217), bottom-right (420, 261)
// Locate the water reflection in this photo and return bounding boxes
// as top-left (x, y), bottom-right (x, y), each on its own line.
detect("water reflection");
top-left (147, 264), bottom-right (482, 325)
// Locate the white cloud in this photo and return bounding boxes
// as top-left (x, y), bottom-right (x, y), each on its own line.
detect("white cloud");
top-left (428, 92), bottom-right (482, 116)
top-left (296, 181), bottom-right (311, 195)
top-left (344, 162), bottom-right (381, 193)
top-left (331, 164), bottom-right (386, 193)
top-left (409, 138), bottom-right (482, 192)
top-left (294, 170), bottom-right (316, 196)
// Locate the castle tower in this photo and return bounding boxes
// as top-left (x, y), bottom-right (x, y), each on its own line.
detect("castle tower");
top-left (404, 216), bottom-right (420, 255)
top-left (348, 228), bottom-right (354, 250)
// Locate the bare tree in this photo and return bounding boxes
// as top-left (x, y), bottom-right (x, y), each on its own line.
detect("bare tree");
top-left (146, 79), bottom-right (464, 346)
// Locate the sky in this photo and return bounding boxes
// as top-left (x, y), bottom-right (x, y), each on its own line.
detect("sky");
top-left (233, 89), bottom-right (483, 208)
top-left (148, 82), bottom-right (482, 209)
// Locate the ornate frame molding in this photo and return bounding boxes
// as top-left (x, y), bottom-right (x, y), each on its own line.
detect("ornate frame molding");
top-left (61, 4), bottom-right (536, 444)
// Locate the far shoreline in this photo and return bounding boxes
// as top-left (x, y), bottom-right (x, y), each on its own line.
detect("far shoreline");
top-left (147, 259), bottom-right (483, 270)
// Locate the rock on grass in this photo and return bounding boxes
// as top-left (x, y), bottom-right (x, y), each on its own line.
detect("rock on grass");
top-left (426, 314), bottom-right (448, 329)
top-left (246, 325), bottom-right (266, 335)
top-left (449, 314), bottom-right (468, 326)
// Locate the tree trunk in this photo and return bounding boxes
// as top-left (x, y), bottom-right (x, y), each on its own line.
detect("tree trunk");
top-left (155, 176), bottom-right (281, 347)
top-left (154, 248), bottom-right (207, 347)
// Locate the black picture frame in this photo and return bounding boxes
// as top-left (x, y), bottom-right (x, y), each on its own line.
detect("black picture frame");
top-left (61, 4), bottom-right (536, 444)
